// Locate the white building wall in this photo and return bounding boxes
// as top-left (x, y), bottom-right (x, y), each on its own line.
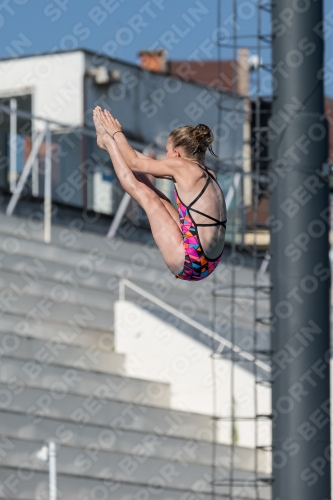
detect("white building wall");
top-left (0, 51), bottom-right (85, 130)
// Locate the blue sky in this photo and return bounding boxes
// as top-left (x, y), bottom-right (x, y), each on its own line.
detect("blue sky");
top-left (0, 0), bottom-right (332, 97)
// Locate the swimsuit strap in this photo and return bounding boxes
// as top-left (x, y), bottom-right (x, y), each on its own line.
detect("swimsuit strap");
top-left (186, 162), bottom-right (227, 227)
top-left (190, 207), bottom-right (223, 224)
top-left (189, 207), bottom-right (227, 228)
top-left (195, 220), bottom-right (227, 228)
top-left (186, 162), bottom-right (218, 209)
top-left (197, 162), bottom-right (220, 185)
top-left (187, 176), bottom-right (210, 209)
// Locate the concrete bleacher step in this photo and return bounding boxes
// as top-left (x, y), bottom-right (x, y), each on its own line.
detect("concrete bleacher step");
top-left (0, 252), bottom-right (114, 293)
top-left (0, 231), bottom-right (186, 305)
top-left (0, 334), bottom-right (125, 374)
top-left (0, 265), bottom-right (201, 327)
top-left (0, 251), bottom-right (190, 313)
top-left (0, 357), bottom-right (170, 408)
top-left (0, 411), bottom-right (269, 473)
top-left (0, 292), bottom-right (113, 330)
top-left (0, 381), bottom-right (221, 441)
top-left (0, 231), bottom-right (184, 312)
top-left (0, 212), bottom-right (166, 269)
top-left (0, 312), bottom-right (114, 349)
top-left (0, 229), bottom-right (164, 285)
top-left (0, 381), bottom-right (271, 477)
top-left (0, 268), bottom-right (113, 311)
top-left (0, 438), bottom-right (271, 500)
top-left (0, 466), bottom-right (268, 500)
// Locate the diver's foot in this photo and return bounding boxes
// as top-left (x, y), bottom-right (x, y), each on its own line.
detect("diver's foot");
top-left (93, 106), bottom-right (108, 151)
top-left (99, 109), bottom-right (122, 138)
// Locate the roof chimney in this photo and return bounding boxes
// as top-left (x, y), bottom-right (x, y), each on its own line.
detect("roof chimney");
top-left (237, 48), bottom-right (250, 96)
top-left (138, 49), bottom-right (167, 73)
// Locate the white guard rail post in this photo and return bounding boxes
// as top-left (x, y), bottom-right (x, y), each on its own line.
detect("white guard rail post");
top-left (49, 440), bottom-right (57, 500)
top-left (44, 125), bottom-right (52, 243)
top-left (224, 172), bottom-right (241, 209)
top-left (9, 97), bottom-right (17, 193)
top-left (118, 278), bottom-right (270, 372)
top-left (107, 192), bottom-right (131, 240)
top-left (32, 119), bottom-right (39, 197)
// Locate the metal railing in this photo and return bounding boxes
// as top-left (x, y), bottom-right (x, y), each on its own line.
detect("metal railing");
top-left (1, 101), bottom-right (96, 244)
top-left (119, 278), bottom-right (271, 372)
top-left (1, 102), bottom-right (150, 244)
top-left (6, 123), bottom-right (52, 241)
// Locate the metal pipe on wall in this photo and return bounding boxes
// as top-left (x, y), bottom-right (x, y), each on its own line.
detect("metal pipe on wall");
top-left (270, 1), bottom-right (331, 499)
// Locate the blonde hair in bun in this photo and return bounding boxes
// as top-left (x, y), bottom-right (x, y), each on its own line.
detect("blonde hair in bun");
top-left (168, 124), bottom-right (217, 163)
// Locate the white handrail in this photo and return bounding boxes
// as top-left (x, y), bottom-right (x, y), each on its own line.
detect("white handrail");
top-left (119, 278), bottom-right (271, 372)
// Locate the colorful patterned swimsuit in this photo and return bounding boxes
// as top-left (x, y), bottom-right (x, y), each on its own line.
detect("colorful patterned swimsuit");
top-left (174, 163), bottom-right (227, 281)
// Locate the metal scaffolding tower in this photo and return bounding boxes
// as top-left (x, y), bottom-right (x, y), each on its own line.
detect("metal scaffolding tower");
top-left (210, 1), bottom-right (274, 499)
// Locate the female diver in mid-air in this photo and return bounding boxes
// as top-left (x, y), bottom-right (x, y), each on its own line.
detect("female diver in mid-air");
top-left (93, 106), bottom-right (227, 282)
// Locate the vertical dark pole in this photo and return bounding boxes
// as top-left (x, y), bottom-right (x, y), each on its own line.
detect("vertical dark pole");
top-left (270, 1), bottom-right (331, 500)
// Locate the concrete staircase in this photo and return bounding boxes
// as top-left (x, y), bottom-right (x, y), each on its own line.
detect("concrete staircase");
top-left (0, 213), bottom-right (271, 500)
